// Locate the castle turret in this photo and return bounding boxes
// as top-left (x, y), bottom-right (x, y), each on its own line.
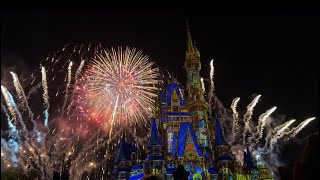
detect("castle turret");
top-left (144, 118), bottom-right (165, 177)
top-left (113, 133), bottom-right (144, 180)
top-left (213, 119), bottom-right (236, 179)
top-left (147, 118), bottom-right (163, 147)
top-left (214, 119), bottom-right (228, 147)
top-left (243, 147), bottom-right (257, 170)
top-left (243, 147), bottom-right (259, 180)
top-left (113, 134), bottom-right (130, 179)
top-left (117, 134), bottom-right (128, 162)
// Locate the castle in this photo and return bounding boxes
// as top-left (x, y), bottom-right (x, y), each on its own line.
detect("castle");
top-left (112, 26), bottom-right (274, 180)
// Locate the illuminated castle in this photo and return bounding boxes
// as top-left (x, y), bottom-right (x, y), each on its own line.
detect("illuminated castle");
top-left (112, 26), bottom-right (274, 180)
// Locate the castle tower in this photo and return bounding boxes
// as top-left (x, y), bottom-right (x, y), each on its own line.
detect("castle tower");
top-left (113, 133), bottom-right (144, 180)
top-left (144, 118), bottom-right (165, 177)
top-left (113, 134), bottom-right (130, 179)
top-left (213, 119), bottom-right (236, 179)
top-left (243, 147), bottom-right (260, 180)
top-left (184, 22), bottom-right (211, 151)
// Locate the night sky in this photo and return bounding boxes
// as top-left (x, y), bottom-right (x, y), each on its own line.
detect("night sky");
top-left (1, 10), bottom-right (319, 165)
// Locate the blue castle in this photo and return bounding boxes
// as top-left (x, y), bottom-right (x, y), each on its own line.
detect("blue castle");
top-left (112, 25), bottom-right (273, 180)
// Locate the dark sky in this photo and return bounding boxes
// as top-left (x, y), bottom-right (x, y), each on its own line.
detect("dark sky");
top-left (1, 10), bottom-right (319, 132)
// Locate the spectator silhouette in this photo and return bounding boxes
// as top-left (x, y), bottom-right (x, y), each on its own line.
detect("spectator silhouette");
top-left (173, 164), bottom-right (190, 180)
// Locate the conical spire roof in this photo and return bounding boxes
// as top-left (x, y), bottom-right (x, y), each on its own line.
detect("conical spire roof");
top-left (214, 119), bottom-right (229, 147)
top-left (147, 118), bottom-right (162, 146)
top-left (159, 89), bottom-right (166, 104)
top-left (186, 20), bottom-right (195, 54)
top-left (116, 133), bottom-right (128, 161)
top-left (244, 147), bottom-right (257, 169)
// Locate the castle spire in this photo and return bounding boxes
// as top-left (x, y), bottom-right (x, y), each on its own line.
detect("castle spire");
top-left (214, 119), bottom-right (229, 147)
top-left (244, 147), bottom-right (257, 169)
top-left (147, 118), bottom-right (162, 146)
top-left (144, 118), bottom-right (164, 176)
top-left (113, 127), bottom-right (144, 179)
top-left (186, 20), bottom-right (195, 54)
top-left (159, 89), bottom-right (166, 105)
top-left (116, 133), bottom-right (128, 161)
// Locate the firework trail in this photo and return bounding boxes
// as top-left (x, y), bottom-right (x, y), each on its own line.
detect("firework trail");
top-left (109, 94), bottom-right (120, 140)
top-left (263, 119), bottom-right (296, 151)
top-left (256, 106), bottom-right (277, 139)
top-left (208, 59), bottom-right (215, 119)
top-left (10, 72), bottom-right (24, 103)
top-left (7, 66), bottom-right (52, 178)
top-left (286, 117), bottom-right (316, 139)
top-left (10, 72), bottom-right (37, 132)
top-left (1, 103), bottom-right (19, 140)
top-left (200, 77), bottom-right (205, 94)
top-left (250, 106), bottom-right (277, 147)
top-left (2, 86), bottom-right (18, 126)
top-left (61, 61), bottom-right (73, 118)
top-left (230, 97), bottom-right (240, 143)
top-left (242, 94), bottom-right (261, 145)
top-left (41, 66), bottom-right (50, 127)
top-left (1, 86), bottom-right (26, 132)
top-left (274, 119), bottom-right (296, 134)
top-left (1, 101), bottom-right (43, 175)
top-left (66, 60), bottom-right (85, 115)
top-left (230, 92), bottom-right (315, 176)
top-left (75, 60), bottom-right (85, 79)
top-left (1, 102), bottom-right (21, 168)
top-left (263, 118), bottom-right (315, 156)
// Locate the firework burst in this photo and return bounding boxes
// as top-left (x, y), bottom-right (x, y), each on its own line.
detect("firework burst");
top-left (77, 47), bottom-right (159, 134)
